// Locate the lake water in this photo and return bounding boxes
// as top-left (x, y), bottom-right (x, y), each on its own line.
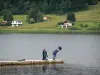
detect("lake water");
top-left (0, 34), bottom-right (100, 75)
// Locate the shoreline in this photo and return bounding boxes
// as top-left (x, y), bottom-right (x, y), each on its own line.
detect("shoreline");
top-left (0, 29), bottom-right (100, 34)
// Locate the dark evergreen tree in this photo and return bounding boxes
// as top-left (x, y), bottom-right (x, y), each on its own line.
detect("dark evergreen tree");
top-left (3, 9), bottom-right (13, 22)
top-left (67, 13), bottom-right (76, 22)
top-left (0, 0), bottom-right (4, 11)
top-left (27, 7), bottom-right (43, 23)
top-left (87, 0), bottom-right (98, 5)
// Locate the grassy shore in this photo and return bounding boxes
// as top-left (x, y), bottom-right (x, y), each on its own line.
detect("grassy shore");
top-left (0, 2), bottom-right (100, 34)
top-left (0, 28), bottom-right (100, 34)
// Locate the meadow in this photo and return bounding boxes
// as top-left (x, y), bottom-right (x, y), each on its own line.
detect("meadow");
top-left (0, 2), bottom-right (100, 34)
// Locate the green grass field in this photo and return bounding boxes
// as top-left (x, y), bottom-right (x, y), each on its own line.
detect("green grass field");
top-left (0, 2), bottom-right (100, 33)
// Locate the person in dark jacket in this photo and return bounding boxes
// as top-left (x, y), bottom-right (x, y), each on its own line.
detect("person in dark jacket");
top-left (53, 46), bottom-right (62, 60)
top-left (42, 48), bottom-right (48, 60)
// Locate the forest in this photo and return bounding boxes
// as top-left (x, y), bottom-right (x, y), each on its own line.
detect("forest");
top-left (0, 0), bottom-right (98, 15)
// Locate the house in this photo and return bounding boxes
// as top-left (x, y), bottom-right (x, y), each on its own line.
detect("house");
top-left (61, 21), bottom-right (72, 28)
top-left (43, 16), bottom-right (48, 20)
top-left (11, 20), bottom-right (22, 27)
top-left (1, 21), bottom-right (7, 24)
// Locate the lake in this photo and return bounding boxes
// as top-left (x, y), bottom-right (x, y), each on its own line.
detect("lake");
top-left (0, 34), bottom-right (100, 75)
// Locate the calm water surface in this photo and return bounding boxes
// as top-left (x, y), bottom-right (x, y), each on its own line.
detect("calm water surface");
top-left (0, 34), bottom-right (100, 75)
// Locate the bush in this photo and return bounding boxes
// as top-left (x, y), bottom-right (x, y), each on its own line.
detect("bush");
top-left (97, 22), bottom-right (100, 27)
top-left (67, 26), bottom-right (81, 30)
top-left (0, 22), bottom-right (11, 26)
top-left (5, 22), bottom-right (11, 26)
top-left (87, 26), bottom-right (100, 30)
top-left (67, 13), bottom-right (76, 22)
top-left (57, 22), bottom-right (64, 25)
top-left (79, 24), bottom-right (88, 28)
top-left (29, 18), bottom-right (35, 24)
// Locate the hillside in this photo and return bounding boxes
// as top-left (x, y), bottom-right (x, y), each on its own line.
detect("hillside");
top-left (76, 2), bottom-right (100, 22)
top-left (0, 2), bottom-right (100, 29)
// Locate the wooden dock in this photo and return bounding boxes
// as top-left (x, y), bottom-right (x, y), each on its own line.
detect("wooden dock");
top-left (0, 59), bottom-right (64, 66)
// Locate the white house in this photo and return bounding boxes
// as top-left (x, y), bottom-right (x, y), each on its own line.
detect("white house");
top-left (11, 20), bottom-right (22, 27)
top-left (61, 21), bottom-right (72, 28)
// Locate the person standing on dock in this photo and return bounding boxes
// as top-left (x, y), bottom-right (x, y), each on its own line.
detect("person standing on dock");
top-left (42, 48), bottom-right (48, 60)
top-left (53, 46), bottom-right (62, 60)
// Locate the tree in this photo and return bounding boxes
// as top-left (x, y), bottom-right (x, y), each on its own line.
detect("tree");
top-left (0, 0), bottom-right (4, 11)
top-left (3, 9), bottom-right (13, 22)
top-left (27, 8), bottom-right (43, 23)
top-left (0, 0), bottom-right (89, 15)
top-left (87, 0), bottom-right (98, 5)
top-left (71, 0), bottom-right (87, 8)
top-left (59, 0), bottom-right (72, 13)
top-left (67, 13), bottom-right (76, 22)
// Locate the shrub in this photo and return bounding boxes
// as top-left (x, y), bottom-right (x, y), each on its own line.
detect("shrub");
top-left (79, 24), bottom-right (88, 28)
top-left (29, 18), bottom-right (35, 24)
top-left (67, 26), bottom-right (81, 30)
top-left (57, 22), bottom-right (64, 25)
top-left (97, 22), bottom-right (100, 27)
top-left (5, 22), bottom-right (11, 26)
top-left (87, 26), bottom-right (100, 30)
top-left (0, 22), bottom-right (11, 26)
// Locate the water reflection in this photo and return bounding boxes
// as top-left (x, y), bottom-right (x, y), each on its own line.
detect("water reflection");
top-left (42, 65), bottom-right (48, 72)
top-left (0, 64), bottom-right (100, 75)
top-left (42, 64), bottom-right (61, 73)
top-left (0, 64), bottom-right (63, 75)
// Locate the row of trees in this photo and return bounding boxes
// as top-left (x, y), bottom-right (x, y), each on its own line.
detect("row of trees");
top-left (0, 0), bottom-right (99, 24)
top-left (0, 0), bottom-right (98, 15)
